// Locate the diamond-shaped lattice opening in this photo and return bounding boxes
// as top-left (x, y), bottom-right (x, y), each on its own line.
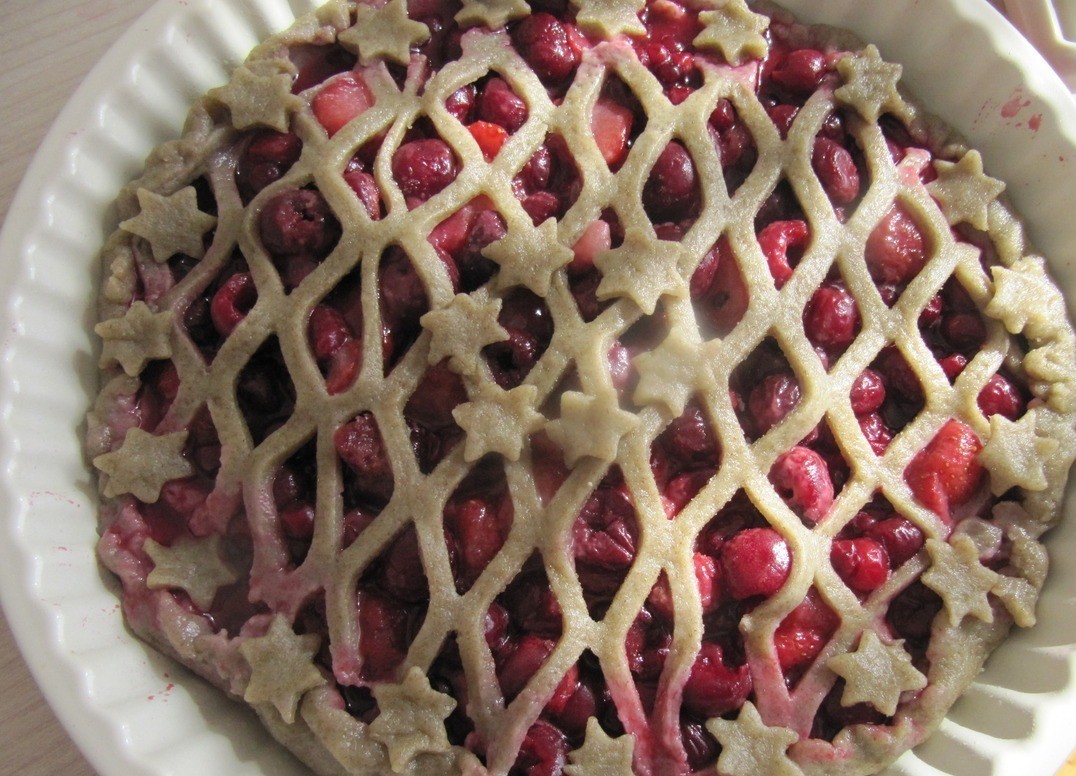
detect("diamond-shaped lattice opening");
top-left (698, 491), bottom-right (791, 605)
top-left (379, 245), bottom-right (430, 373)
top-left (626, 603), bottom-right (671, 717)
top-left (567, 209), bottom-right (621, 322)
top-left (427, 634), bottom-right (479, 748)
top-left (343, 149), bottom-right (386, 221)
top-left (870, 345), bottom-right (925, 443)
top-left (404, 361), bottom-right (467, 473)
top-left (866, 201), bottom-right (933, 301)
top-left (808, 420), bottom-right (853, 500)
top-left (290, 41), bottom-right (357, 94)
top-left (178, 253), bottom-right (254, 362)
top-left (544, 650), bottom-right (621, 748)
top-left (679, 632), bottom-right (751, 770)
top-left (391, 118), bottom-right (461, 207)
top-left (258, 184), bottom-right (342, 291)
top-left (514, 134), bottom-right (581, 225)
top-left (355, 551), bottom-right (429, 682)
top-left (341, 683), bottom-right (380, 724)
top-left (752, 179), bottom-right (810, 289)
top-left (709, 98), bottom-right (758, 196)
top-left (651, 399), bottom-right (720, 517)
top-left (430, 197), bottom-right (506, 292)
top-left (444, 456), bottom-right (514, 594)
top-left (531, 431), bottom-right (571, 505)
top-left (572, 467), bottom-right (640, 620)
top-left (493, 555), bottom-right (564, 701)
top-left (335, 411), bottom-right (395, 515)
top-left (692, 236), bottom-right (749, 338)
top-left (733, 337), bottom-right (809, 442)
top-left (236, 336), bottom-right (295, 445)
top-left (804, 273), bottom-right (862, 364)
top-left (308, 273), bottom-right (364, 395)
top-left (775, 587), bottom-right (839, 689)
top-left (809, 115), bottom-right (867, 217)
top-left (920, 277), bottom-right (989, 383)
top-left (236, 130), bottom-right (304, 203)
top-left (274, 436), bottom-right (318, 560)
top-left (643, 138), bottom-right (701, 229)
top-left (769, 444), bottom-right (838, 526)
top-left (483, 288), bottom-right (554, 389)
top-left (450, 74), bottom-right (529, 162)
top-left (592, 75), bottom-right (646, 173)
top-left (885, 580), bottom-right (942, 674)
top-left (904, 419), bottom-right (985, 524)
top-left (139, 359), bottom-right (181, 431)
top-left (312, 71), bottom-right (376, 137)
top-left (836, 495), bottom-right (925, 591)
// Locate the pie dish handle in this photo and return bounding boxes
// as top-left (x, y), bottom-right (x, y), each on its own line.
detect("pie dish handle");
top-left (1003, 0), bottom-right (1076, 89)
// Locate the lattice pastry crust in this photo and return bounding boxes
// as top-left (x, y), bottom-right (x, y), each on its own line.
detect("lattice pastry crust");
top-left (87, 1), bottom-right (1076, 774)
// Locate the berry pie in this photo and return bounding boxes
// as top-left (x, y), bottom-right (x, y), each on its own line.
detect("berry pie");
top-left (88, 0), bottom-right (1076, 773)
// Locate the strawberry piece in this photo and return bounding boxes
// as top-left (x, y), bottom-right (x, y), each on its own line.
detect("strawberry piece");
top-left (467, 120), bottom-right (509, 161)
top-left (904, 419), bottom-right (983, 520)
top-left (591, 97), bottom-right (633, 167)
top-left (312, 72), bottom-right (373, 137)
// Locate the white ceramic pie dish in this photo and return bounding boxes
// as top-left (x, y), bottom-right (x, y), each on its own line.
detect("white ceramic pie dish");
top-left (0, 0), bottom-right (1074, 775)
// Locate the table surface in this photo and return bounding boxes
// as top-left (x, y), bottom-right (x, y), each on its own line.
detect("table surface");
top-left (0, 1), bottom-right (1075, 775)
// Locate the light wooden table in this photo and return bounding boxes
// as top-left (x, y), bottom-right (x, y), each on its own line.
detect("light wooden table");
top-left (0, 2), bottom-right (1074, 775)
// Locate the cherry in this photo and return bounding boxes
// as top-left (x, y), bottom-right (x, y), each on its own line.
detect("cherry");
top-left (259, 188), bottom-right (340, 259)
top-left (978, 373), bottom-right (1025, 420)
top-left (773, 590), bottom-right (838, 672)
top-left (804, 281), bottom-right (860, 352)
top-left (859, 413), bottom-right (894, 455)
top-left (498, 634), bottom-right (555, 700)
top-left (516, 144), bottom-right (553, 192)
top-left (683, 642), bottom-right (752, 719)
top-left (445, 497), bottom-right (512, 590)
top-left (382, 529), bottom-right (429, 602)
top-left (210, 272), bottom-right (257, 335)
top-left (681, 720), bottom-right (720, 772)
top-left (510, 720), bottom-right (568, 776)
top-left (865, 204), bottom-right (927, 285)
top-left (770, 446), bottom-right (835, 524)
top-left (643, 141), bottom-right (698, 221)
top-left (522, 191), bottom-right (561, 224)
top-left (334, 412), bottom-right (394, 506)
top-left (941, 311), bottom-right (986, 352)
top-left (511, 13), bottom-right (582, 82)
top-left (392, 138), bottom-right (459, 201)
top-left (865, 516), bottom-right (924, 566)
top-left (477, 76), bottom-right (529, 131)
top-left (626, 609), bottom-right (672, 682)
top-left (772, 49), bottom-right (828, 94)
top-left (485, 601), bottom-right (511, 653)
top-left (812, 137), bottom-right (860, 204)
top-left (445, 83), bottom-right (476, 123)
top-left (343, 169), bottom-right (382, 220)
top-left (236, 130), bottom-right (302, 201)
top-left (503, 570), bottom-right (564, 639)
top-left (747, 372), bottom-right (801, 437)
top-left (831, 538), bottom-right (890, 593)
top-left (647, 553), bottom-right (719, 620)
top-left (850, 369), bottom-right (886, 415)
top-left (661, 402), bottom-right (717, 464)
top-left (720, 527), bottom-right (791, 600)
top-left (357, 591), bottom-right (410, 681)
top-left (572, 480), bottom-right (638, 596)
top-left (758, 220), bottom-right (810, 288)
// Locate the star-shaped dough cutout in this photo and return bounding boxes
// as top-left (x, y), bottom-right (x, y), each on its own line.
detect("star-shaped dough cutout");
top-left (545, 390), bottom-right (639, 465)
top-left (572, 0), bottom-right (645, 37)
top-left (632, 327), bottom-right (704, 416)
top-left (706, 701), bottom-right (802, 776)
top-left (978, 411), bottom-right (1057, 495)
top-left (693, 1), bottom-right (770, 66)
top-left (240, 615), bottom-right (326, 724)
top-left (483, 217), bottom-right (574, 297)
top-left (96, 302), bottom-right (174, 377)
top-left (835, 45), bottom-right (908, 123)
top-left (93, 428), bottom-right (193, 502)
top-left (453, 384), bottom-right (544, 461)
top-left (827, 631), bottom-right (927, 716)
top-left (369, 666), bottom-right (456, 773)
top-left (120, 187), bottom-right (217, 264)
top-left (565, 717), bottom-right (634, 776)
top-left (593, 229), bottom-right (688, 315)
top-left (421, 292), bottom-right (508, 375)
top-left (456, 0), bottom-right (530, 28)
top-left (340, 0), bottom-right (430, 65)
top-left (921, 536), bottom-right (1000, 626)
top-left (211, 64), bottom-right (295, 132)
top-left (991, 575), bottom-right (1038, 628)
top-left (926, 150), bottom-right (1005, 231)
top-left (144, 535), bottom-right (240, 610)
top-left (986, 257), bottom-right (1068, 340)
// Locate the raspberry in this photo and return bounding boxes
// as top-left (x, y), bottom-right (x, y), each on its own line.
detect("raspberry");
top-left (770, 446), bottom-right (835, 524)
top-left (392, 138), bottom-right (459, 201)
top-left (511, 13), bottom-right (582, 82)
top-left (720, 527), bottom-right (791, 600)
top-left (682, 643), bottom-right (753, 718)
top-left (904, 419), bottom-right (984, 520)
top-left (758, 220), bottom-right (810, 288)
top-left (830, 538), bottom-right (890, 592)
